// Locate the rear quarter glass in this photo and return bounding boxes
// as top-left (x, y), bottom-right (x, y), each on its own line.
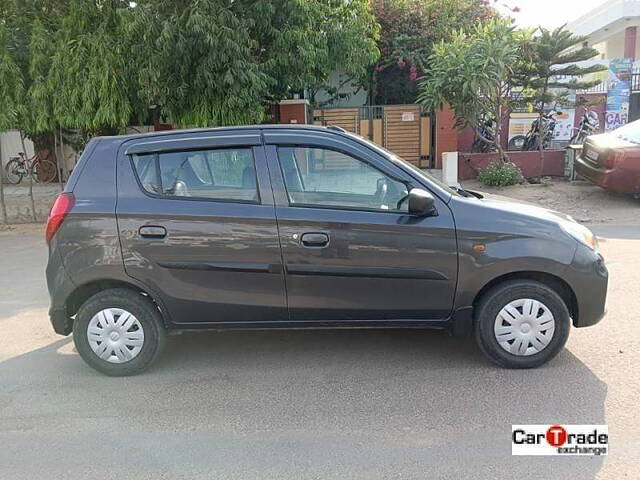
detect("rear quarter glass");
top-left (63, 138), bottom-right (100, 192)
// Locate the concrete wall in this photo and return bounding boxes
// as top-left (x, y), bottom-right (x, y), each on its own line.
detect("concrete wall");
top-left (0, 131), bottom-right (35, 170)
top-left (435, 106), bottom-right (458, 168)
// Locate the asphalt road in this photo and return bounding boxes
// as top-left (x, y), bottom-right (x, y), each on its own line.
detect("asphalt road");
top-left (0, 224), bottom-right (639, 479)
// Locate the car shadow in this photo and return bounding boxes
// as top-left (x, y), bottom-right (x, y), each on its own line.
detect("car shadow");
top-left (0, 328), bottom-right (606, 479)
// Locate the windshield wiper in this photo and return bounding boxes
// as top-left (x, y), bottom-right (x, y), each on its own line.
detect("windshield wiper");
top-left (452, 186), bottom-right (472, 197)
top-left (452, 186), bottom-right (483, 199)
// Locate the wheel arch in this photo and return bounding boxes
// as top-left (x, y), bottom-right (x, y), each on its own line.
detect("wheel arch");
top-left (472, 271), bottom-right (579, 325)
top-left (66, 279), bottom-right (170, 328)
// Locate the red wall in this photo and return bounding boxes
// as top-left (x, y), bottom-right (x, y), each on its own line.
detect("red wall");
top-left (458, 150), bottom-right (565, 180)
top-left (279, 102), bottom-right (308, 124)
top-left (435, 106), bottom-right (458, 168)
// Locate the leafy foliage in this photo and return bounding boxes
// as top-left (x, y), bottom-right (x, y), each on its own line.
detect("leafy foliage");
top-left (477, 160), bottom-right (523, 186)
top-left (0, 21), bottom-right (24, 131)
top-left (519, 24), bottom-right (606, 101)
top-left (372, 0), bottom-right (497, 104)
top-left (418, 19), bottom-right (530, 159)
top-left (0, 0), bottom-right (379, 133)
top-left (515, 24), bottom-right (606, 175)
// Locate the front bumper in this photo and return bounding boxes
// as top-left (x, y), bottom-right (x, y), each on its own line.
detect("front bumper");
top-left (567, 244), bottom-right (608, 328)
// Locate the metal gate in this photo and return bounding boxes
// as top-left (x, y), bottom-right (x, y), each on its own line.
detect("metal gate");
top-left (313, 105), bottom-right (432, 167)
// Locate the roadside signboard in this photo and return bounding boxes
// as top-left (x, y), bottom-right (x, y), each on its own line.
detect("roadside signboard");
top-left (605, 58), bottom-right (632, 131)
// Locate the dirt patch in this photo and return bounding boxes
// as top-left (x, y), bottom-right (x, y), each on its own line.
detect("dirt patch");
top-left (461, 177), bottom-right (640, 224)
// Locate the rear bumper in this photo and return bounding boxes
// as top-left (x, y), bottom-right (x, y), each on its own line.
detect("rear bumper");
top-left (46, 247), bottom-right (75, 336)
top-left (49, 308), bottom-right (73, 335)
top-left (575, 156), bottom-right (640, 194)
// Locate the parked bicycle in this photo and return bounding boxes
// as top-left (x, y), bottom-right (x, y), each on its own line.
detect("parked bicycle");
top-left (5, 151), bottom-right (57, 184)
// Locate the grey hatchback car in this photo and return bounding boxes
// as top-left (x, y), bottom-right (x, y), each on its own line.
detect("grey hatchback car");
top-left (45, 125), bottom-right (608, 375)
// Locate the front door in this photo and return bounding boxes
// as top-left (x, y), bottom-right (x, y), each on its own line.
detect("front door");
top-left (263, 132), bottom-right (458, 322)
top-left (116, 131), bottom-right (287, 326)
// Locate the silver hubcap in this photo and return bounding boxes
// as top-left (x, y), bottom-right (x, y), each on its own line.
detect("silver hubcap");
top-left (87, 308), bottom-right (144, 364)
top-left (494, 298), bottom-right (555, 356)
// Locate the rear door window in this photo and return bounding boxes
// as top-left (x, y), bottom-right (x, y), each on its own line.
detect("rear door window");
top-left (131, 148), bottom-right (258, 202)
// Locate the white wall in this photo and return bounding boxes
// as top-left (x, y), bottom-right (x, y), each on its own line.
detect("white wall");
top-left (0, 130), bottom-right (35, 169)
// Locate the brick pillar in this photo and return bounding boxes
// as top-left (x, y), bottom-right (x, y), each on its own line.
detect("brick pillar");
top-left (435, 106), bottom-right (458, 169)
top-left (278, 99), bottom-right (309, 124)
top-left (625, 26), bottom-right (637, 60)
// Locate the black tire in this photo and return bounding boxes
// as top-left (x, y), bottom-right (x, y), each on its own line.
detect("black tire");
top-left (508, 135), bottom-right (526, 151)
top-left (474, 280), bottom-right (570, 369)
top-left (5, 159), bottom-right (24, 184)
top-left (73, 288), bottom-right (166, 376)
top-left (31, 158), bottom-right (57, 183)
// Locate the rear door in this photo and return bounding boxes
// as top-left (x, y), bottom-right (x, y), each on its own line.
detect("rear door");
top-left (116, 130), bottom-right (287, 326)
top-left (263, 129), bottom-right (458, 322)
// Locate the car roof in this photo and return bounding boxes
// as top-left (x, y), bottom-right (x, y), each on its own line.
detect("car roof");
top-left (97, 124), bottom-right (345, 141)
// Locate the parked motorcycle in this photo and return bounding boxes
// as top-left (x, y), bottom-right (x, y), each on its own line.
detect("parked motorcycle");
top-left (569, 108), bottom-right (600, 145)
top-left (509, 110), bottom-right (561, 151)
top-left (471, 117), bottom-right (497, 153)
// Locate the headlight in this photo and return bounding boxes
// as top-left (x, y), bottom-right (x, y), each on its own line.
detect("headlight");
top-left (561, 221), bottom-right (598, 251)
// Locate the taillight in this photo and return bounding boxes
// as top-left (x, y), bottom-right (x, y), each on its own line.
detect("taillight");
top-left (45, 193), bottom-right (75, 244)
top-left (604, 150), bottom-right (624, 169)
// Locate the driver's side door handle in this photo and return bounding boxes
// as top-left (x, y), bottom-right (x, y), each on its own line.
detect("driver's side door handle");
top-left (300, 232), bottom-right (329, 248)
top-left (139, 225), bottom-right (167, 238)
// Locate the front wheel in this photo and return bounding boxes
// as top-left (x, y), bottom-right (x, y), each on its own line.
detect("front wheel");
top-left (5, 159), bottom-right (24, 184)
top-left (508, 135), bottom-right (526, 151)
top-left (474, 280), bottom-right (570, 368)
top-left (73, 288), bottom-right (166, 376)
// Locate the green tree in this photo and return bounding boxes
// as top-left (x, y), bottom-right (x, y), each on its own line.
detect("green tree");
top-left (2, 0), bottom-right (379, 132)
top-left (372, 0), bottom-right (497, 105)
top-left (0, 21), bottom-right (25, 223)
top-left (418, 19), bottom-right (530, 161)
top-left (127, 0), bottom-right (379, 123)
top-left (518, 25), bottom-right (606, 177)
top-left (48, 0), bottom-right (143, 132)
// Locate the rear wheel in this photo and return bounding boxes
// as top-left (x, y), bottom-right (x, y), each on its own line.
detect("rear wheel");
top-left (474, 280), bottom-right (570, 368)
top-left (73, 288), bottom-right (166, 376)
top-left (5, 159), bottom-right (24, 184)
top-left (31, 158), bottom-right (57, 183)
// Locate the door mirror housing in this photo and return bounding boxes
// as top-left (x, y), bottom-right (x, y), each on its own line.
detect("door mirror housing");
top-left (408, 188), bottom-right (437, 216)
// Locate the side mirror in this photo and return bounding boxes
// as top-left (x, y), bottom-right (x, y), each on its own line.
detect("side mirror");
top-left (408, 188), bottom-right (436, 216)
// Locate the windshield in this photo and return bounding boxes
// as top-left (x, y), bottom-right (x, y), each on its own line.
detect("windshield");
top-left (613, 119), bottom-right (640, 144)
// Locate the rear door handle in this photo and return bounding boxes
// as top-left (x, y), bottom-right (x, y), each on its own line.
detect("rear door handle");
top-left (300, 232), bottom-right (329, 247)
top-left (139, 225), bottom-right (167, 238)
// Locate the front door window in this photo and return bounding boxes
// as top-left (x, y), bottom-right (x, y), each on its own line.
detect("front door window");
top-left (277, 146), bottom-right (409, 212)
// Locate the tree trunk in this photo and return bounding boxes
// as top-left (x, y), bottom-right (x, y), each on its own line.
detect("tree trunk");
top-left (58, 128), bottom-right (66, 189)
top-left (20, 132), bottom-right (38, 223)
top-left (54, 128), bottom-right (63, 191)
top-left (538, 81), bottom-right (549, 181)
top-left (0, 137), bottom-right (8, 224)
top-left (495, 104), bottom-right (508, 163)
